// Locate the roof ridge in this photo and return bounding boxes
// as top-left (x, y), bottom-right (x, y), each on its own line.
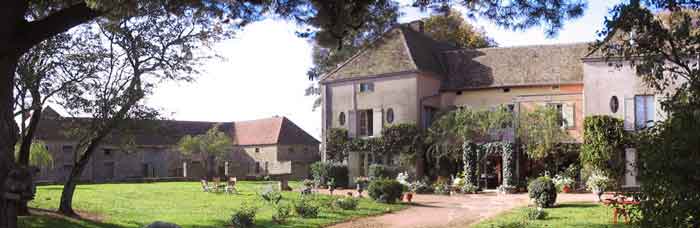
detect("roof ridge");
top-left (442, 42), bottom-right (592, 53)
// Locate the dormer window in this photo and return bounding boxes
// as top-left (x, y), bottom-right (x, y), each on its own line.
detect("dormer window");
top-left (359, 83), bottom-right (374, 93)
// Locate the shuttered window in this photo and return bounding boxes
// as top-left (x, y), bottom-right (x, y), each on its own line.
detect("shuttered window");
top-left (635, 95), bottom-right (655, 129)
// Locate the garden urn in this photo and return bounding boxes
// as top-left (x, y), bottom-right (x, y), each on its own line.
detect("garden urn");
top-left (593, 188), bottom-right (604, 202)
top-left (404, 192), bottom-right (413, 203)
top-left (562, 185), bottom-right (571, 193)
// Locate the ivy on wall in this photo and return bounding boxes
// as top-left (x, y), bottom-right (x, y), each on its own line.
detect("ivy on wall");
top-left (580, 115), bottom-right (628, 179)
top-left (326, 128), bottom-right (351, 162)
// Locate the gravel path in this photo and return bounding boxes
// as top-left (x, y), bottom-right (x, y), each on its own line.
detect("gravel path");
top-left (323, 190), bottom-right (596, 228)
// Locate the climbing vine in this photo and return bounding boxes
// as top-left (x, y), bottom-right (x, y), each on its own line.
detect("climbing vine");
top-left (326, 128), bottom-right (351, 162)
top-left (462, 141), bottom-right (516, 188)
top-left (580, 115), bottom-right (628, 178)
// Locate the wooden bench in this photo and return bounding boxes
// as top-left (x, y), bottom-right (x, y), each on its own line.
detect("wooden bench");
top-left (602, 192), bottom-right (640, 224)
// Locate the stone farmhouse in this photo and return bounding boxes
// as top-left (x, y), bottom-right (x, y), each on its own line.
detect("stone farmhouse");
top-left (320, 21), bottom-right (666, 188)
top-left (34, 107), bottom-right (320, 183)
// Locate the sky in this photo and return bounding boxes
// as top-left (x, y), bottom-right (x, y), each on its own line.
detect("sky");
top-left (145, 0), bottom-right (621, 140)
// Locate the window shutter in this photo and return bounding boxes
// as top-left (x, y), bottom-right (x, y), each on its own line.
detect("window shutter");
top-left (373, 109), bottom-right (383, 136)
top-left (347, 110), bottom-right (356, 137)
top-left (562, 103), bottom-right (575, 128)
top-left (623, 97), bottom-right (635, 130)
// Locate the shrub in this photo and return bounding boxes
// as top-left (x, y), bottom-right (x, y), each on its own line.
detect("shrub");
top-left (368, 164), bottom-right (399, 180)
top-left (259, 185), bottom-right (282, 205)
top-left (311, 161), bottom-right (331, 187)
top-left (460, 183), bottom-right (479, 194)
top-left (334, 197), bottom-right (359, 210)
top-left (272, 203), bottom-right (292, 224)
top-left (231, 204), bottom-right (257, 228)
top-left (585, 170), bottom-right (610, 192)
top-left (367, 179), bottom-right (405, 203)
top-left (311, 162), bottom-right (349, 188)
top-left (528, 176), bottom-right (557, 208)
top-left (328, 164), bottom-right (349, 187)
top-left (525, 207), bottom-right (548, 220)
top-left (433, 178), bottom-right (451, 195)
top-left (409, 181), bottom-right (434, 194)
top-left (294, 197), bottom-right (320, 218)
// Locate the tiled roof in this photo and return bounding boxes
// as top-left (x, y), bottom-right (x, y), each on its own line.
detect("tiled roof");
top-left (442, 43), bottom-right (589, 90)
top-left (36, 109), bottom-right (319, 147)
top-left (320, 24), bottom-right (458, 83)
top-left (233, 116), bottom-right (320, 146)
top-left (319, 21), bottom-right (590, 89)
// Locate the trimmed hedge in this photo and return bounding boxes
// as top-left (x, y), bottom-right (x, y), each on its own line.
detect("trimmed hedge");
top-left (367, 179), bottom-right (405, 204)
top-left (528, 176), bottom-right (557, 208)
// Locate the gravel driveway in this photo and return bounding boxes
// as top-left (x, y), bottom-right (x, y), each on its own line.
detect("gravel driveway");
top-left (323, 190), bottom-right (595, 228)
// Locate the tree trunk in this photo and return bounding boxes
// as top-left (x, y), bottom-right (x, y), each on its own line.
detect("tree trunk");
top-left (0, 53), bottom-right (21, 228)
top-left (16, 105), bottom-right (42, 216)
top-left (58, 159), bottom-right (87, 217)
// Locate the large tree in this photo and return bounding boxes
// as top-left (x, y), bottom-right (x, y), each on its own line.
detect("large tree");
top-left (592, 1), bottom-right (700, 226)
top-left (178, 124), bottom-right (233, 179)
top-left (1, 0), bottom-right (585, 226)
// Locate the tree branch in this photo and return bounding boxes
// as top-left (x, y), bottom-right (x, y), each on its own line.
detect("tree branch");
top-left (15, 3), bottom-right (103, 53)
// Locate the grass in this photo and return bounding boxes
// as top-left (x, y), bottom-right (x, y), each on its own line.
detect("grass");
top-left (472, 203), bottom-right (636, 228)
top-left (20, 181), bottom-right (406, 228)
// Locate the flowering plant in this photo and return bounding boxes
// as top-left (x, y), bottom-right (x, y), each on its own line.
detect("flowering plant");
top-left (553, 174), bottom-right (575, 191)
top-left (396, 172), bottom-right (410, 187)
top-left (586, 171), bottom-right (610, 192)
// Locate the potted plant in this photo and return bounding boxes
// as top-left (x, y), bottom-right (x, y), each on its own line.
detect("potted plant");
top-left (586, 171), bottom-right (610, 202)
top-left (396, 172), bottom-right (413, 202)
top-left (327, 178), bottom-right (336, 195)
top-left (553, 174), bottom-right (575, 193)
top-left (355, 176), bottom-right (369, 197)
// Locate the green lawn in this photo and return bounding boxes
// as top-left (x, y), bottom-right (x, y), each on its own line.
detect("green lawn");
top-left (20, 181), bottom-right (406, 228)
top-left (472, 203), bottom-right (636, 228)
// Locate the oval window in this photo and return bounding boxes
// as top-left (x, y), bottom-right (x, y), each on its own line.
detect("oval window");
top-left (338, 112), bottom-right (346, 126)
top-left (386, 108), bottom-right (395, 123)
top-left (610, 96), bottom-right (619, 113)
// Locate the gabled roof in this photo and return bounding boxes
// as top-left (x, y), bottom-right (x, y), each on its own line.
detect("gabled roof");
top-left (232, 116), bottom-right (320, 146)
top-left (36, 108), bottom-right (319, 147)
top-left (442, 43), bottom-right (589, 90)
top-left (320, 24), bottom-right (458, 83)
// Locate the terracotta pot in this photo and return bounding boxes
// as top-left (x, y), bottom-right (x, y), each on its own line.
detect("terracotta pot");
top-left (404, 193), bottom-right (413, 203)
top-left (562, 185), bottom-right (572, 193)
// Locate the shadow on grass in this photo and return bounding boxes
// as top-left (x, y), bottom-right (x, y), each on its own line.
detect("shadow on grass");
top-left (19, 214), bottom-right (122, 228)
top-left (555, 203), bottom-right (599, 209)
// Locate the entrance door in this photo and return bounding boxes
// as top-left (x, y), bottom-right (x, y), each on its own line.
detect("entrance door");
top-left (480, 156), bottom-right (503, 189)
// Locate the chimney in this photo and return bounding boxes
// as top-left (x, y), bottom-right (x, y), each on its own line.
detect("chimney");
top-left (408, 20), bottom-right (424, 33)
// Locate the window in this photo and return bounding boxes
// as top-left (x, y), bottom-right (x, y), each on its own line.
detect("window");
top-left (289, 148), bottom-right (295, 154)
top-left (104, 149), bottom-right (112, 156)
top-left (255, 148), bottom-right (260, 153)
top-left (62, 145), bottom-right (73, 154)
top-left (456, 91), bottom-right (463, 95)
top-left (635, 95), bottom-right (655, 129)
top-left (338, 112), bottom-right (346, 126)
top-left (358, 109), bottom-right (373, 136)
top-left (359, 82), bottom-right (374, 93)
top-left (610, 96), bottom-right (619, 113)
top-left (255, 162), bottom-right (261, 173)
top-left (502, 104), bottom-right (515, 128)
top-left (386, 108), bottom-right (395, 123)
top-left (547, 103), bottom-right (575, 129)
top-left (551, 85), bottom-right (560, 91)
top-left (503, 88), bottom-right (511, 93)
